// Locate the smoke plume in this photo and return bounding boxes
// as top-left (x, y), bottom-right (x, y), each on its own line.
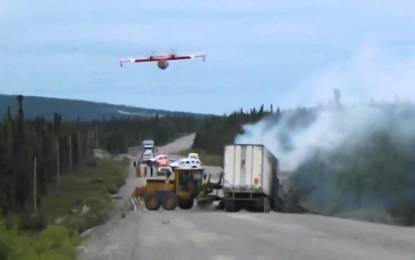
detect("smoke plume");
top-left (235, 45), bottom-right (415, 224)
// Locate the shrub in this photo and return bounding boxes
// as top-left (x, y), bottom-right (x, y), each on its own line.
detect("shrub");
top-left (106, 185), bottom-right (118, 194)
top-left (87, 160), bottom-right (98, 168)
top-left (19, 212), bottom-right (47, 231)
top-left (0, 217), bottom-right (78, 260)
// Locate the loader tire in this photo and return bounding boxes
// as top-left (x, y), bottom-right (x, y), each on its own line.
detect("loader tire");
top-left (178, 199), bottom-right (194, 209)
top-left (161, 192), bottom-right (177, 210)
top-left (144, 192), bottom-right (160, 211)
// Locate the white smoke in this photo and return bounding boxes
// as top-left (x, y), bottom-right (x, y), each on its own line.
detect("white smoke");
top-left (236, 106), bottom-right (388, 171)
top-left (236, 44), bottom-right (415, 171)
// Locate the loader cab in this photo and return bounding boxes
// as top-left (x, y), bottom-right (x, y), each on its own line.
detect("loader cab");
top-left (177, 168), bottom-right (203, 192)
top-left (174, 168), bottom-right (204, 208)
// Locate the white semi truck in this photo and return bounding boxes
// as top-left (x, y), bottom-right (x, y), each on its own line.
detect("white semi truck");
top-left (222, 144), bottom-right (283, 212)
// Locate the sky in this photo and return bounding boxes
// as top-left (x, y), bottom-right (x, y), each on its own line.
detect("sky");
top-left (1, 0), bottom-right (415, 114)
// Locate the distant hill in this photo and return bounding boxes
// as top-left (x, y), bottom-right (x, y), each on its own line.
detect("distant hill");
top-left (0, 94), bottom-right (205, 121)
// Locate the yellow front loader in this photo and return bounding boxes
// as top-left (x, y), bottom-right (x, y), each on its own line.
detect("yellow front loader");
top-left (133, 167), bottom-right (204, 210)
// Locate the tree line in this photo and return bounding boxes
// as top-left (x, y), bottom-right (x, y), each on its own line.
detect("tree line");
top-left (95, 114), bottom-right (203, 154)
top-left (91, 104), bottom-right (278, 155)
top-left (0, 96), bottom-right (96, 214)
top-left (193, 105), bottom-right (279, 153)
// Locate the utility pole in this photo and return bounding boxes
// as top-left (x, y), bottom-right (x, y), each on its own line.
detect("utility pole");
top-left (86, 130), bottom-right (90, 159)
top-left (77, 131), bottom-right (82, 166)
top-left (95, 126), bottom-right (99, 148)
top-left (56, 139), bottom-right (61, 192)
top-left (33, 155), bottom-right (37, 214)
top-left (68, 134), bottom-right (72, 173)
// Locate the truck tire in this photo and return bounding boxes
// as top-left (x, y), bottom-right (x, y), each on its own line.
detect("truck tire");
top-left (161, 192), bottom-right (178, 210)
top-left (144, 192), bottom-right (161, 210)
top-left (178, 199), bottom-right (194, 209)
top-left (262, 197), bottom-right (271, 213)
top-left (224, 200), bottom-right (240, 212)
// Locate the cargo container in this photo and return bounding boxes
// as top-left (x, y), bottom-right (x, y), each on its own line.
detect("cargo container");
top-left (222, 144), bottom-right (280, 212)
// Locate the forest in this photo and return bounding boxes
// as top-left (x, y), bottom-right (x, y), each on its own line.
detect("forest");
top-left (96, 115), bottom-right (203, 154)
top-left (0, 96), bottom-right (97, 214)
top-left (95, 105), bottom-right (275, 154)
top-left (192, 105), bottom-right (278, 153)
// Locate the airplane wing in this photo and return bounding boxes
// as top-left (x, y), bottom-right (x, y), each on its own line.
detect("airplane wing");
top-left (189, 54), bottom-right (207, 61)
top-left (119, 57), bottom-right (158, 67)
top-left (170, 54), bottom-right (207, 61)
top-left (119, 53), bottom-right (206, 67)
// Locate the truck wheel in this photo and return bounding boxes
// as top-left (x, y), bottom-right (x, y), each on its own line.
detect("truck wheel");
top-left (262, 197), bottom-right (271, 213)
top-left (161, 192), bottom-right (177, 210)
top-left (178, 199), bottom-right (194, 209)
top-left (144, 192), bottom-right (161, 210)
top-left (224, 200), bottom-right (240, 212)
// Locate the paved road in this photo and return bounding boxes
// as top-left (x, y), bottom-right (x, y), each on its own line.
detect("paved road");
top-left (79, 135), bottom-right (415, 260)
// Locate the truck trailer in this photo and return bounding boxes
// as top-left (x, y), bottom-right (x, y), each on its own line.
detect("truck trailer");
top-left (222, 144), bottom-right (282, 212)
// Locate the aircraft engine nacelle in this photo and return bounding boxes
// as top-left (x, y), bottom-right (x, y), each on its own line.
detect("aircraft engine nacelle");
top-left (157, 60), bottom-right (169, 70)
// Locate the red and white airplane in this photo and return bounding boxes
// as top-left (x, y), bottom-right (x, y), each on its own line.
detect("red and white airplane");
top-left (119, 53), bottom-right (207, 70)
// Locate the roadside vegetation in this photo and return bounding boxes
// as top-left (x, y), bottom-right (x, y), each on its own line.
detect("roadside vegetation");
top-left (0, 95), bottom-right (128, 259)
top-left (43, 159), bottom-right (127, 233)
top-left (0, 158), bottom-right (127, 259)
top-left (0, 221), bottom-right (79, 260)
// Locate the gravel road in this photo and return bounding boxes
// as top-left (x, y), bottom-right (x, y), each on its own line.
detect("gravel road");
top-left (79, 134), bottom-right (415, 260)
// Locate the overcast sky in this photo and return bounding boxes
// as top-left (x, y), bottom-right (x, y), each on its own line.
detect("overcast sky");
top-left (1, 1), bottom-right (415, 114)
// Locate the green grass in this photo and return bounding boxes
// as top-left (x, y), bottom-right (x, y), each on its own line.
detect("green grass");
top-left (0, 221), bottom-right (79, 260)
top-left (0, 158), bottom-right (127, 260)
top-left (179, 149), bottom-right (223, 167)
top-left (42, 159), bottom-right (128, 234)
